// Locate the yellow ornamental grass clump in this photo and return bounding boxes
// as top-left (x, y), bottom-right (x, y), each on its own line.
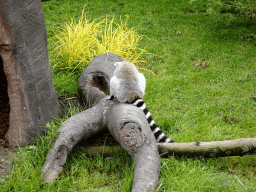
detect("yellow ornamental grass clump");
top-left (51, 8), bottom-right (147, 74)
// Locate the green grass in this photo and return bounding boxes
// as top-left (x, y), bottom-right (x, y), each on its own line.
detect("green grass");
top-left (1, 0), bottom-right (256, 191)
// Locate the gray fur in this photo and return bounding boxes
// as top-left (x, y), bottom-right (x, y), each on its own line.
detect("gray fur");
top-left (109, 61), bottom-right (146, 103)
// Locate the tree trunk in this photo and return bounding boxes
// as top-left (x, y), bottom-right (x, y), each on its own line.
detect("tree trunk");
top-left (0, 0), bottom-right (60, 147)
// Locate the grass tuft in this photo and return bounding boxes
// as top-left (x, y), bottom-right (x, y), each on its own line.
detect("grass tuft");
top-left (50, 6), bottom-right (147, 74)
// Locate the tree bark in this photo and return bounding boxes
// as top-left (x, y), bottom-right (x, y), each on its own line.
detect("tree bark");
top-left (158, 138), bottom-right (256, 158)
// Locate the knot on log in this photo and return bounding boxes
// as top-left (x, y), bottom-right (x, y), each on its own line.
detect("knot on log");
top-left (0, 44), bottom-right (13, 51)
top-left (118, 122), bottom-right (144, 155)
top-left (88, 72), bottom-right (109, 94)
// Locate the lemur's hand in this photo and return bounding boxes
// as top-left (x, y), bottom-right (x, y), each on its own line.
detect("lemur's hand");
top-left (107, 95), bottom-right (115, 100)
top-left (113, 62), bottom-right (122, 67)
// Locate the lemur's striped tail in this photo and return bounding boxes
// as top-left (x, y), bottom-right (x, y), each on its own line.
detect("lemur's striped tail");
top-left (131, 98), bottom-right (175, 143)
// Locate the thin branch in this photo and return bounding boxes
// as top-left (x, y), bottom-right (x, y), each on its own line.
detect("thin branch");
top-left (158, 138), bottom-right (256, 158)
top-left (81, 145), bottom-right (122, 154)
top-left (81, 138), bottom-right (256, 158)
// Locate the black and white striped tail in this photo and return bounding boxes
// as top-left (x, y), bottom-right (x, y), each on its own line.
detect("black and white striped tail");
top-left (131, 98), bottom-right (175, 143)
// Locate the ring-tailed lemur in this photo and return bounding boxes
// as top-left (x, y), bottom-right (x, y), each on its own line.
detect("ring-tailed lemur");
top-left (109, 61), bottom-right (174, 143)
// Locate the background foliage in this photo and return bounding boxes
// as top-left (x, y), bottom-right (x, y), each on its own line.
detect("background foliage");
top-left (189, 0), bottom-right (256, 25)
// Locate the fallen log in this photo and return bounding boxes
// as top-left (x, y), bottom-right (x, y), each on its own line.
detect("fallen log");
top-left (42, 53), bottom-right (160, 192)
